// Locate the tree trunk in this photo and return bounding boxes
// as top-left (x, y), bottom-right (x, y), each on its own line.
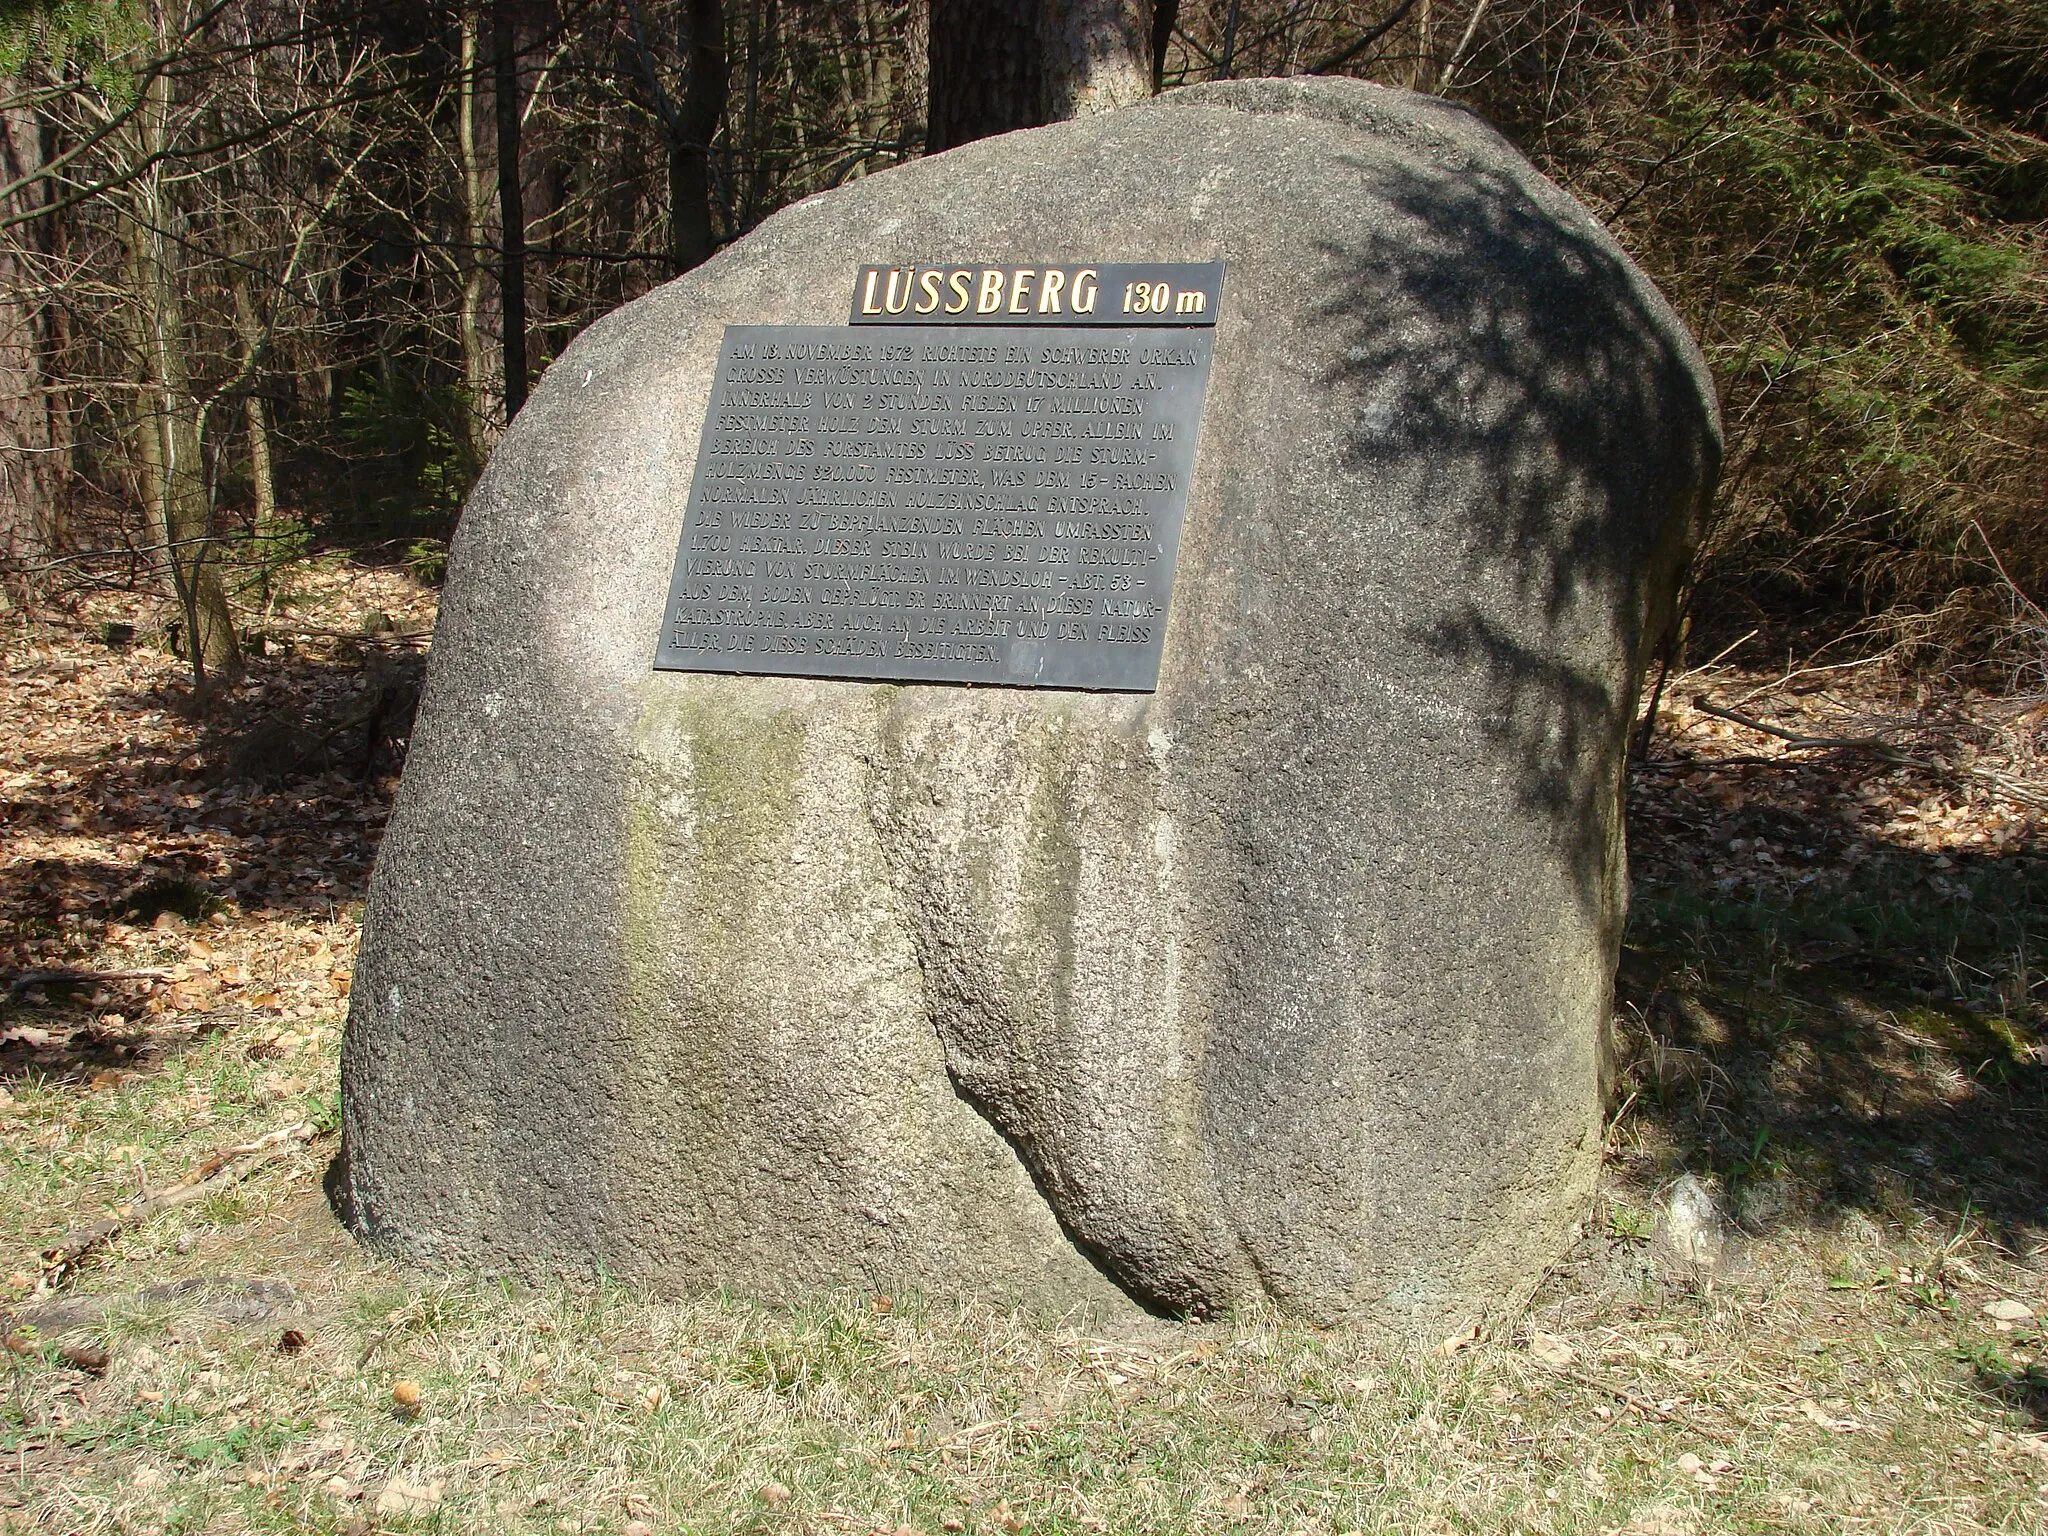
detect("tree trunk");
top-left (0, 100), bottom-right (58, 590)
top-left (122, 68), bottom-right (239, 688)
top-left (230, 276), bottom-right (276, 526)
top-left (457, 12), bottom-right (492, 460)
top-left (1151, 0), bottom-right (1178, 90)
top-left (927, 0), bottom-right (1039, 152)
top-left (928, 0), bottom-right (1163, 153)
top-left (493, 0), bottom-right (528, 420)
top-left (124, 222), bottom-right (240, 686)
top-left (669, 0), bottom-right (726, 273)
top-left (1039, 0), bottom-right (1154, 120)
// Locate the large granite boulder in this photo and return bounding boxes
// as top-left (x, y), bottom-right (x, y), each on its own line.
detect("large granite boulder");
top-left (338, 77), bottom-right (1719, 1330)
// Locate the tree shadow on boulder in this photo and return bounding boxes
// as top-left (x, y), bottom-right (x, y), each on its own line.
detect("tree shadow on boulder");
top-left (1317, 155), bottom-right (1718, 916)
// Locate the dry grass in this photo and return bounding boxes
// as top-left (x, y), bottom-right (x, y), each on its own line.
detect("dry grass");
top-left (0, 960), bottom-right (2041, 1535)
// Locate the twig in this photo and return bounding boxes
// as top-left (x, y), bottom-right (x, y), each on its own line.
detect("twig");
top-left (238, 619), bottom-right (431, 645)
top-left (1633, 621), bottom-right (1682, 762)
top-left (1966, 767), bottom-right (2048, 809)
top-left (37, 1121), bottom-right (321, 1290)
top-left (1689, 696), bottom-right (2048, 807)
top-left (1605, 1089), bottom-right (1640, 1139)
top-left (1308, 0), bottom-right (1419, 73)
top-left (1555, 1365), bottom-right (1737, 1443)
top-left (1727, 651), bottom-right (1893, 710)
top-left (1666, 753), bottom-right (1856, 770)
top-left (1437, 0), bottom-right (1495, 91)
top-left (1973, 520), bottom-right (2048, 630)
top-left (1689, 696), bottom-right (1908, 758)
top-left (1674, 628), bottom-right (1760, 684)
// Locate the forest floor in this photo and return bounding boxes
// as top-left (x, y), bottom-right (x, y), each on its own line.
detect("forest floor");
top-left (0, 560), bottom-right (2044, 1536)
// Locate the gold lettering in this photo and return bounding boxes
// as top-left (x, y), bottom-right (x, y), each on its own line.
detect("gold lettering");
top-left (1037, 269), bottom-right (1066, 313)
top-left (1008, 268), bottom-right (1036, 314)
top-left (915, 270), bottom-right (942, 314)
top-left (976, 269), bottom-right (1005, 314)
top-left (946, 270), bottom-right (972, 314)
top-left (860, 269), bottom-right (883, 316)
top-left (884, 268), bottom-right (912, 314)
top-left (1071, 268), bottom-right (1099, 314)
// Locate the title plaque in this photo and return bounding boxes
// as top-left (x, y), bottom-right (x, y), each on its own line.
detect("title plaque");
top-left (849, 262), bottom-right (1223, 327)
top-left (653, 265), bottom-right (1219, 691)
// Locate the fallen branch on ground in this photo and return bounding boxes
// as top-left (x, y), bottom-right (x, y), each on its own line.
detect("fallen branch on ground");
top-left (1689, 696), bottom-right (1908, 758)
top-left (4, 1277), bottom-right (298, 1336)
top-left (1963, 768), bottom-right (2048, 809)
top-left (1690, 694), bottom-right (2048, 808)
top-left (1553, 1364), bottom-right (1738, 1444)
top-left (37, 1121), bottom-right (322, 1290)
top-left (6, 967), bottom-right (170, 996)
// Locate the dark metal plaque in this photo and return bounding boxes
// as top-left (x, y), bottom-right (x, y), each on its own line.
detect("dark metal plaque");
top-left (652, 323), bottom-right (1214, 691)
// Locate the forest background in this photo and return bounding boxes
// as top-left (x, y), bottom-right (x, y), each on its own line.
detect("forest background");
top-left (0, 0), bottom-right (2042, 679)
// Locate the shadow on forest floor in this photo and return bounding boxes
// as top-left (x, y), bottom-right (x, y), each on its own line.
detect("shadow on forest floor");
top-left (1589, 685), bottom-right (2048, 1422)
top-left (1, 572), bottom-right (432, 1087)
top-left (1616, 726), bottom-right (2045, 1242)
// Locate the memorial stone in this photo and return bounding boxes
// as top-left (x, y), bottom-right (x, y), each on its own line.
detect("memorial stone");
top-left (338, 77), bottom-right (1720, 1331)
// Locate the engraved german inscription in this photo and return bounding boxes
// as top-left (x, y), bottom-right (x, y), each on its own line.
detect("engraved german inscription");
top-left (654, 322), bottom-right (1214, 690)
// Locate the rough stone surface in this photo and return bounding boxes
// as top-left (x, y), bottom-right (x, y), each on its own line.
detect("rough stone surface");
top-left (1657, 1174), bottom-right (1727, 1271)
top-left (338, 77), bottom-right (1720, 1331)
